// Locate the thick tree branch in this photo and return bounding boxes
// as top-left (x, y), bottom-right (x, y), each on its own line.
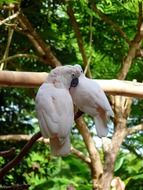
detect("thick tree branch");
top-left (0, 71), bottom-right (143, 98)
top-left (0, 136), bottom-right (91, 165)
top-left (17, 12), bottom-right (61, 68)
top-left (117, 41), bottom-right (142, 80)
top-left (75, 117), bottom-right (103, 190)
top-left (1, 8), bottom-right (61, 68)
top-left (102, 126), bottom-right (128, 190)
top-left (0, 134), bottom-right (91, 167)
top-left (0, 132), bottom-right (42, 180)
top-left (102, 96), bottom-right (132, 190)
top-left (0, 108), bottom-right (92, 176)
top-left (96, 79), bottom-right (143, 98)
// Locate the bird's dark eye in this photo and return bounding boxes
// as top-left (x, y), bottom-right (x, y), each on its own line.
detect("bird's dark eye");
top-left (81, 70), bottom-right (83, 73)
top-left (72, 73), bottom-right (75, 78)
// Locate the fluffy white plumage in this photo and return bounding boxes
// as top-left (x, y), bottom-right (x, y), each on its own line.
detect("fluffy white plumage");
top-left (70, 65), bottom-right (114, 137)
top-left (35, 65), bottom-right (81, 156)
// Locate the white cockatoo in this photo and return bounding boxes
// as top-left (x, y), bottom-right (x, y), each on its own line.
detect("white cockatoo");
top-left (70, 64), bottom-right (114, 137)
top-left (35, 65), bottom-right (81, 156)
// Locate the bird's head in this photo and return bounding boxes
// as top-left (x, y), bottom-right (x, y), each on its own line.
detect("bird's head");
top-left (47, 65), bottom-right (82, 89)
top-left (70, 64), bottom-right (83, 87)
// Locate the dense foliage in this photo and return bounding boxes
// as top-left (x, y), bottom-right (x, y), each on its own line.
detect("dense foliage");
top-left (0, 0), bottom-right (143, 189)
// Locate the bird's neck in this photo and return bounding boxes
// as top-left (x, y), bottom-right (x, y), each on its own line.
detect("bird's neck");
top-left (79, 73), bottom-right (86, 80)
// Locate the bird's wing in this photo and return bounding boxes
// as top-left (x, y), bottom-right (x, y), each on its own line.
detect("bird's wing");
top-left (35, 83), bottom-right (74, 138)
top-left (76, 78), bottom-right (113, 116)
top-left (92, 79), bottom-right (113, 113)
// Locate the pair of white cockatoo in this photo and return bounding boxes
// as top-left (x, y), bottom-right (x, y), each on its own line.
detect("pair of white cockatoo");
top-left (35, 65), bottom-right (114, 156)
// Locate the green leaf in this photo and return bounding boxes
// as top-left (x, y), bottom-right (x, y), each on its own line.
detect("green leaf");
top-left (114, 156), bottom-right (125, 172)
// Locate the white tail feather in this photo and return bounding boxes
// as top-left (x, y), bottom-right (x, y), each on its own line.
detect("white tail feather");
top-left (50, 136), bottom-right (71, 156)
top-left (94, 115), bottom-right (108, 137)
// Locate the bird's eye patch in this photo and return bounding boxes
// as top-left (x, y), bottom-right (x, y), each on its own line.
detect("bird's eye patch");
top-left (70, 78), bottom-right (79, 87)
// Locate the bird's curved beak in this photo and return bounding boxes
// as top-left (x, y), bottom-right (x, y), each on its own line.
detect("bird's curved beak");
top-left (70, 77), bottom-right (79, 87)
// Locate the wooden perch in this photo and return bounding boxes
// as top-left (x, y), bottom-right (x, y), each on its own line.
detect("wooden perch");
top-left (0, 71), bottom-right (143, 98)
top-left (0, 71), bottom-right (48, 88)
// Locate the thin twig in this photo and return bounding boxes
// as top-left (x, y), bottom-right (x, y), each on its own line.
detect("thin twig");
top-left (127, 124), bottom-right (143, 135)
top-left (66, 3), bottom-right (92, 78)
top-left (0, 12), bottom-right (19, 26)
top-left (0, 53), bottom-right (45, 65)
top-left (0, 28), bottom-right (14, 70)
top-left (0, 184), bottom-right (29, 190)
top-left (136, 49), bottom-right (143, 57)
top-left (0, 10), bottom-right (15, 70)
top-left (71, 147), bottom-right (91, 165)
top-left (0, 147), bottom-right (15, 158)
top-left (84, 14), bottom-right (93, 76)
